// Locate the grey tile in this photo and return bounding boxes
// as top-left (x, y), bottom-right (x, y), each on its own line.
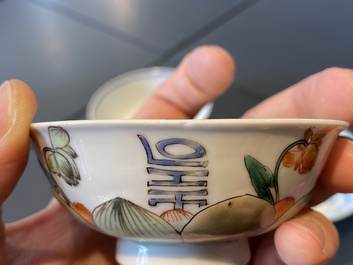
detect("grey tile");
top-left (0, 0), bottom-right (157, 222)
top-left (0, 0), bottom-right (158, 122)
top-left (328, 215), bottom-right (353, 265)
top-left (169, 0), bottom-right (353, 98)
top-left (39, 0), bottom-right (243, 51)
top-left (210, 84), bottom-right (264, 119)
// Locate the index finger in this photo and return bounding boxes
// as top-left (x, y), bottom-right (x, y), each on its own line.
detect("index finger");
top-left (243, 67), bottom-right (353, 123)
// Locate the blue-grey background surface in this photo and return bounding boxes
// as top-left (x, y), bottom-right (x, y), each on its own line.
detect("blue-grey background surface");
top-left (1, 0), bottom-right (353, 264)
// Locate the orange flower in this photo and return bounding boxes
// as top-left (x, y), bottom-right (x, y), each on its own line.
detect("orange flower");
top-left (282, 126), bottom-right (335, 174)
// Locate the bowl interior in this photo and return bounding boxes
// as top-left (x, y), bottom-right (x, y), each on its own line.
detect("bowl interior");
top-left (86, 67), bottom-right (213, 120)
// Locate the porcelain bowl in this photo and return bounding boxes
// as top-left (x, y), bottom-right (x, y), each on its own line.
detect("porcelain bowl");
top-left (85, 67), bottom-right (214, 120)
top-left (30, 119), bottom-right (347, 264)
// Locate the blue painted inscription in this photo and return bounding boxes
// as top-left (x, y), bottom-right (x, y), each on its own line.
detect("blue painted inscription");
top-left (138, 135), bottom-right (209, 210)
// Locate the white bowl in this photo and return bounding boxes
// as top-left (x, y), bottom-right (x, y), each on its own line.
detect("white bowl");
top-left (86, 67), bottom-right (214, 120)
top-left (30, 118), bottom-right (348, 265)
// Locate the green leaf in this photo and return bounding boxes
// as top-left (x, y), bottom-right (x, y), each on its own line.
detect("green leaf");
top-left (54, 149), bottom-right (80, 186)
top-left (62, 145), bottom-right (78, 158)
top-left (93, 197), bottom-right (181, 241)
top-left (244, 155), bottom-right (275, 204)
top-left (48, 126), bottom-right (70, 149)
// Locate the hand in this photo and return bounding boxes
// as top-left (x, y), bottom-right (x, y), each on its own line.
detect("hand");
top-left (137, 51), bottom-right (353, 265)
top-left (1, 45), bottom-right (352, 265)
top-left (242, 67), bottom-right (353, 264)
top-left (0, 46), bottom-right (233, 264)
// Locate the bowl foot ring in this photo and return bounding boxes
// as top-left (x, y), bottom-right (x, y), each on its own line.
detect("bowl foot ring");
top-left (116, 238), bottom-right (250, 265)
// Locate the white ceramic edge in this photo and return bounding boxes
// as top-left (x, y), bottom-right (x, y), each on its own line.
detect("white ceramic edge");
top-left (312, 129), bottom-right (353, 222)
top-left (116, 238), bottom-right (250, 265)
top-left (86, 67), bottom-right (174, 120)
top-left (31, 118), bottom-right (349, 129)
top-left (313, 193), bottom-right (353, 222)
top-left (194, 102), bottom-right (214, 120)
top-left (85, 66), bottom-right (214, 120)
top-left (339, 128), bottom-right (353, 139)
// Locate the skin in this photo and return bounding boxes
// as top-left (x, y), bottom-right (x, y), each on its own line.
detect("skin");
top-left (0, 45), bottom-right (352, 265)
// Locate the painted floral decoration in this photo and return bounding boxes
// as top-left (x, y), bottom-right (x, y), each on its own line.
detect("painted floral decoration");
top-left (39, 125), bottom-right (336, 241)
top-left (282, 126), bottom-right (335, 174)
top-left (244, 126), bottom-right (335, 224)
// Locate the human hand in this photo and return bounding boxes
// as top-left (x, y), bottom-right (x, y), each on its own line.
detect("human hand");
top-left (243, 67), bottom-right (353, 265)
top-left (136, 50), bottom-right (353, 265)
top-left (2, 45), bottom-right (352, 265)
top-left (135, 48), bottom-right (353, 265)
top-left (0, 46), bottom-right (233, 264)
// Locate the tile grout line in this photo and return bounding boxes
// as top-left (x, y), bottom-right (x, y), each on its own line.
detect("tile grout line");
top-left (27, 0), bottom-right (261, 66)
top-left (25, 0), bottom-right (261, 120)
top-left (234, 84), bottom-right (268, 102)
top-left (148, 0), bottom-right (261, 66)
top-left (25, 0), bottom-right (164, 55)
top-left (63, 0), bottom-right (262, 121)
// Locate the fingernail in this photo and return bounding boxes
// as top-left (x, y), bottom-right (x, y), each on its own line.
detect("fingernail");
top-left (0, 81), bottom-right (14, 140)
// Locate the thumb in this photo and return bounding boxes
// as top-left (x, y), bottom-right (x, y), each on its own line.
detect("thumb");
top-left (0, 80), bottom-right (37, 204)
top-left (133, 45), bottom-right (235, 119)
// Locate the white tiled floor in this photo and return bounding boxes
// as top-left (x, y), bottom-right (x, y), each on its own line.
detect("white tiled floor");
top-left (1, 1), bottom-right (353, 263)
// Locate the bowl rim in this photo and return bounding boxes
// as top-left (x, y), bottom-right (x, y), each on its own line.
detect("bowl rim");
top-left (85, 66), bottom-right (214, 120)
top-left (30, 118), bottom-right (349, 130)
top-left (86, 67), bottom-right (175, 120)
